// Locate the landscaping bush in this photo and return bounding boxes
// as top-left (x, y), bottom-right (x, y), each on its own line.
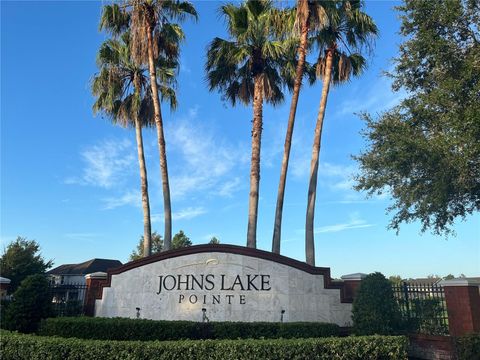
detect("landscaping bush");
top-left (409, 298), bottom-right (447, 335)
top-left (456, 333), bottom-right (480, 360)
top-left (39, 317), bottom-right (341, 340)
top-left (0, 299), bottom-right (12, 329)
top-left (3, 274), bottom-right (52, 333)
top-left (352, 272), bottom-right (403, 335)
top-left (1, 330), bottom-right (409, 360)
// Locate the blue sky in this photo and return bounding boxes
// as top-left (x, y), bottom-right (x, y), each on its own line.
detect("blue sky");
top-left (1, 1), bottom-right (478, 279)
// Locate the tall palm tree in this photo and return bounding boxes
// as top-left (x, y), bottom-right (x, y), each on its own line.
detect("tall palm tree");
top-left (305, 0), bottom-right (377, 265)
top-left (96, 4), bottom-right (180, 256)
top-left (272, 0), bottom-right (329, 254)
top-left (92, 33), bottom-right (155, 256)
top-left (206, 0), bottom-right (287, 249)
top-left (129, 0), bottom-right (197, 251)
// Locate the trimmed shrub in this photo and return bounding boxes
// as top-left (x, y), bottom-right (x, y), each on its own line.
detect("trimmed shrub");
top-left (409, 298), bottom-right (447, 335)
top-left (0, 299), bottom-right (12, 329)
top-left (456, 333), bottom-right (480, 360)
top-left (352, 272), bottom-right (403, 335)
top-left (0, 330), bottom-right (409, 360)
top-left (4, 274), bottom-right (52, 333)
top-left (39, 317), bottom-right (340, 340)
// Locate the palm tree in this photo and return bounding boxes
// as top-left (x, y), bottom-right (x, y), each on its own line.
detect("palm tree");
top-left (305, 0), bottom-right (377, 266)
top-left (92, 33), bottom-right (155, 256)
top-left (95, 4), bottom-right (180, 256)
top-left (272, 0), bottom-right (329, 254)
top-left (129, 0), bottom-right (197, 251)
top-left (206, 0), bottom-right (287, 248)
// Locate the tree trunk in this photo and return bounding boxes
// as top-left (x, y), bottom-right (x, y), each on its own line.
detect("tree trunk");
top-left (135, 119), bottom-right (152, 257)
top-left (133, 75), bottom-right (152, 257)
top-left (246, 76), bottom-right (264, 248)
top-left (272, 19), bottom-right (309, 254)
top-left (146, 24), bottom-right (172, 250)
top-left (305, 48), bottom-right (334, 266)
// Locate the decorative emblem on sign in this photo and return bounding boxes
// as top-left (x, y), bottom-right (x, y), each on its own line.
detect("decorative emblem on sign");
top-left (173, 258), bottom-right (255, 270)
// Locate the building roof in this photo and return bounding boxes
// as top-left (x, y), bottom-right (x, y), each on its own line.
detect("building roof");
top-left (0, 277), bottom-right (11, 284)
top-left (47, 258), bottom-right (122, 276)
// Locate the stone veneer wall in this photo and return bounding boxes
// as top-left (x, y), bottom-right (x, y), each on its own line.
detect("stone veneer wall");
top-left (94, 251), bottom-right (352, 325)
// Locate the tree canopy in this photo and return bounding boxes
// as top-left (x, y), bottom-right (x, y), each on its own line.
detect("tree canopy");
top-left (171, 230), bottom-right (192, 249)
top-left (130, 232), bottom-right (164, 261)
top-left (0, 237), bottom-right (53, 293)
top-left (130, 230), bottom-right (192, 260)
top-left (208, 236), bottom-right (220, 244)
top-left (354, 0), bottom-right (479, 236)
top-left (205, 0), bottom-right (288, 107)
top-left (3, 274), bottom-right (52, 333)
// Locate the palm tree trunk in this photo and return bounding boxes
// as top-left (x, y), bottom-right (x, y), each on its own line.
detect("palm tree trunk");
top-left (247, 75), bottom-right (264, 248)
top-left (305, 48), bottom-right (334, 266)
top-left (272, 19), bottom-right (309, 254)
top-left (135, 117), bottom-right (152, 257)
top-left (146, 24), bottom-right (172, 250)
top-left (133, 75), bottom-right (152, 257)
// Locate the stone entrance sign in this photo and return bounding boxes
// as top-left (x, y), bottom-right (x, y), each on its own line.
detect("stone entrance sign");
top-left (94, 244), bottom-right (353, 325)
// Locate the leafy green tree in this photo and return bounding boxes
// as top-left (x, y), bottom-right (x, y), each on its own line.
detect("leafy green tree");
top-left (354, 0), bottom-right (479, 236)
top-left (3, 274), bottom-right (52, 333)
top-left (305, 0), bottom-right (377, 265)
top-left (388, 275), bottom-right (403, 285)
top-left (171, 230), bottom-right (192, 249)
top-left (130, 232), bottom-right (164, 261)
top-left (272, 0), bottom-right (328, 254)
top-left (206, 0), bottom-right (289, 248)
top-left (209, 236), bottom-right (220, 244)
top-left (352, 272), bottom-right (403, 335)
top-left (0, 237), bottom-right (53, 293)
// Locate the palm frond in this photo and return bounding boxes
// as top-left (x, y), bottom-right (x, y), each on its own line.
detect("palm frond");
top-left (99, 4), bottom-right (130, 35)
top-left (315, 50), bottom-right (366, 85)
top-left (206, 0), bottom-right (287, 107)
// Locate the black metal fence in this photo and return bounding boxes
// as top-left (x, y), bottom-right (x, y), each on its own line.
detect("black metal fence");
top-left (49, 283), bottom-right (88, 317)
top-left (392, 281), bottom-right (449, 335)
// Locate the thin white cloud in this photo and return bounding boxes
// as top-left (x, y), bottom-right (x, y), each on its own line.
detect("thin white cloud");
top-left (335, 76), bottom-right (406, 118)
top-left (216, 177), bottom-right (242, 197)
top-left (102, 189), bottom-right (141, 210)
top-left (173, 207), bottom-right (207, 220)
top-left (315, 220), bottom-right (374, 234)
top-left (66, 138), bottom-right (135, 189)
top-left (314, 212), bottom-right (375, 234)
top-left (166, 112), bottom-right (248, 200)
top-left (152, 206), bottom-right (207, 222)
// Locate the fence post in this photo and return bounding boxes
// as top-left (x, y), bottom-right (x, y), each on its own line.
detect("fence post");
top-left (440, 278), bottom-right (480, 336)
top-left (340, 273), bottom-right (367, 302)
top-left (403, 281), bottom-right (410, 318)
top-left (84, 272), bottom-right (107, 317)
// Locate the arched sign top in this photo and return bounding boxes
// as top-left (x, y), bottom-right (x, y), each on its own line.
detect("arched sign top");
top-left (103, 244), bottom-right (346, 300)
top-left (110, 244), bottom-right (331, 276)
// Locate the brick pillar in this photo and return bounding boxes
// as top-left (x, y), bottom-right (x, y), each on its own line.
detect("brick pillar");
top-left (341, 273), bottom-right (367, 302)
top-left (84, 272), bottom-right (108, 317)
top-left (440, 278), bottom-right (480, 336)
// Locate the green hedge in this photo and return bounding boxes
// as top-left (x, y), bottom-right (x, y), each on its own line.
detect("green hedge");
top-left (456, 333), bottom-right (480, 360)
top-left (38, 317), bottom-right (341, 340)
top-left (1, 331), bottom-right (408, 360)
